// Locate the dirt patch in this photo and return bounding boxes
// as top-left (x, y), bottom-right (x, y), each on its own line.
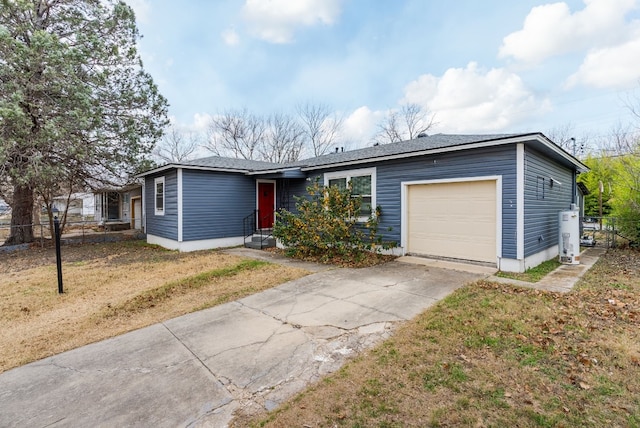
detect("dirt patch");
top-left (0, 241), bottom-right (310, 373)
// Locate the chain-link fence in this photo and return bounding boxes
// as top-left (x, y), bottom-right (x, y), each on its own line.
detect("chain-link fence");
top-left (0, 219), bottom-right (144, 249)
top-left (581, 216), bottom-right (640, 249)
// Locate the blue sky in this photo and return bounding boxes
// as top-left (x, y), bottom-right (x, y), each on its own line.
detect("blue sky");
top-left (128, 0), bottom-right (640, 151)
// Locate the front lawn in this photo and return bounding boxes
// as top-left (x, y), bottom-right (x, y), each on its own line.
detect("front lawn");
top-left (0, 240), bottom-right (309, 373)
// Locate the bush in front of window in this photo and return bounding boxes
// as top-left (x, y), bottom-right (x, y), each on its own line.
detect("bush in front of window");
top-left (273, 179), bottom-right (395, 263)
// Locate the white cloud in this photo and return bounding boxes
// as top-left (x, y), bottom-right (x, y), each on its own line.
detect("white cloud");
top-left (222, 28), bottom-right (240, 46)
top-left (166, 113), bottom-right (211, 135)
top-left (242, 0), bottom-right (343, 43)
top-left (402, 62), bottom-right (551, 133)
top-left (191, 113), bottom-right (213, 134)
top-left (566, 27), bottom-right (640, 89)
top-left (499, 0), bottom-right (637, 64)
top-left (342, 106), bottom-right (382, 146)
top-left (127, 0), bottom-right (151, 24)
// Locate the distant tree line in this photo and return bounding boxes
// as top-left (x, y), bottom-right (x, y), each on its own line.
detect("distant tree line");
top-left (155, 102), bottom-right (435, 164)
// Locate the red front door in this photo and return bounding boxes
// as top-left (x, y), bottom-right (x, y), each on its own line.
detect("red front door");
top-left (257, 182), bottom-right (275, 228)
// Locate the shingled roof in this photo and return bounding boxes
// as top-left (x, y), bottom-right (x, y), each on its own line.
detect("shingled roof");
top-left (138, 132), bottom-right (587, 176)
top-left (181, 156), bottom-right (281, 171)
top-left (288, 133), bottom-right (525, 169)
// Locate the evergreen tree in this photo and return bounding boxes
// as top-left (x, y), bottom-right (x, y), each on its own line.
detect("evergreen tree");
top-left (0, 0), bottom-right (168, 244)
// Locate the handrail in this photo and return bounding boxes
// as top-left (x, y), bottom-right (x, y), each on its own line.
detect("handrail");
top-left (242, 210), bottom-right (258, 247)
top-left (242, 209), bottom-right (275, 249)
top-left (257, 210), bottom-right (273, 248)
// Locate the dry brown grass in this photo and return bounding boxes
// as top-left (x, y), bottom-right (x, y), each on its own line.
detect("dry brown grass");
top-left (250, 248), bottom-right (640, 428)
top-left (0, 241), bottom-right (309, 373)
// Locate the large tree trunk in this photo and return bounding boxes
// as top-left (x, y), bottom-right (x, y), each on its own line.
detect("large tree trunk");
top-left (4, 184), bottom-right (35, 245)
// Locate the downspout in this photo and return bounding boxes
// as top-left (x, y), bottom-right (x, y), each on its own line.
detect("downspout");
top-left (572, 170), bottom-right (577, 205)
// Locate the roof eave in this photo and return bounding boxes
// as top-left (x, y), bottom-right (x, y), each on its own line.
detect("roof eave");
top-left (136, 163), bottom-right (252, 177)
top-left (534, 134), bottom-right (590, 173)
top-left (245, 167), bottom-right (304, 176)
top-left (299, 133), bottom-right (590, 173)
top-left (299, 134), bottom-right (534, 171)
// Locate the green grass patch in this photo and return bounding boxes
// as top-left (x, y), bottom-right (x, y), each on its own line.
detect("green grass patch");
top-left (105, 259), bottom-right (269, 316)
top-left (423, 361), bottom-right (468, 392)
top-left (496, 257), bottom-right (562, 282)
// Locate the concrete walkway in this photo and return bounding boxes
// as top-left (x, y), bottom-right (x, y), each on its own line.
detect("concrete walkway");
top-left (487, 247), bottom-right (606, 292)
top-left (0, 248), bottom-right (604, 427)
top-left (0, 254), bottom-right (485, 427)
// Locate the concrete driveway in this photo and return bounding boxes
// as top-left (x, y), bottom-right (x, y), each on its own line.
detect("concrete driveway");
top-left (0, 258), bottom-right (489, 427)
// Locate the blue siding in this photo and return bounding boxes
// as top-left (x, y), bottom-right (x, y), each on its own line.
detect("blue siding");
top-left (182, 170), bottom-right (256, 241)
top-left (306, 146), bottom-right (518, 259)
top-left (278, 175), bottom-right (320, 215)
top-left (145, 170), bottom-right (178, 240)
top-left (276, 178), bottom-right (308, 213)
top-left (524, 148), bottom-right (574, 257)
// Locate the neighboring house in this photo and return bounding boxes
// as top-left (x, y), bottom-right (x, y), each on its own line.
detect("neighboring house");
top-left (0, 199), bottom-right (9, 214)
top-left (51, 192), bottom-right (96, 220)
top-left (94, 183), bottom-right (143, 230)
top-left (137, 133), bottom-right (588, 272)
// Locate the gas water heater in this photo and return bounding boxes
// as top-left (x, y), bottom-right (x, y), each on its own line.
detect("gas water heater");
top-left (558, 207), bottom-right (580, 265)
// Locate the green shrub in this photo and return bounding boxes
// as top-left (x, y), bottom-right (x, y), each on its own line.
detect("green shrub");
top-left (273, 179), bottom-right (395, 262)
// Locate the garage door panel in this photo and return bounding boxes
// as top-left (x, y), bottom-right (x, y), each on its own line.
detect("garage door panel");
top-left (407, 180), bottom-right (497, 263)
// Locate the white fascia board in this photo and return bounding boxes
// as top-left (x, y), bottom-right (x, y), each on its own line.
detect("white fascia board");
top-left (245, 167), bottom-right (302, 176)
top-left (137, 164), bottom-right (252, 177)
top-left (536, 134), bottom-right (589, 172)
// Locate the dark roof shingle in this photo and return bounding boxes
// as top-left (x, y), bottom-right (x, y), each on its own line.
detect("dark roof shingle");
top-left (287, 133), bottom-right (526, 169)
top-left (176, 156), bottom-right (281, 171)
top-left (141, 132), bottom-right (583, 176)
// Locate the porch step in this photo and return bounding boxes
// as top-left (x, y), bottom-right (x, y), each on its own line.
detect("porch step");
top-left (244, 235), bottom-right (276, 249)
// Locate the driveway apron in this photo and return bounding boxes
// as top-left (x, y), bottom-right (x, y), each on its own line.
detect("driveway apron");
top-left (0, 261), bottom-right (485, 427)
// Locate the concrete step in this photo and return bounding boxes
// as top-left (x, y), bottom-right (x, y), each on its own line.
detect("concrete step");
top-left (244, 234), bottom-right (276, 249)
top-left (244, 238), bottom-right (276, 249)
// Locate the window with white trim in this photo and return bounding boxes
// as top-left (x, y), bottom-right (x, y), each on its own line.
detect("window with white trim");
top-left (154, 176), bottom-right (165, 216)
top-left (324, 167), bottom-right (376, 220)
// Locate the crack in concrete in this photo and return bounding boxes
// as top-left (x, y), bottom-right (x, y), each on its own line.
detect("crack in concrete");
top-left (161, 322), bottom-right (219, 382)
top-left (184, 398), bottom-right (235, 428)
top-left (198, 319), bottom-right (402, 423)
top-left (244, 328), bottom-right (308, 391)
top-left (47, 356), bottom-right (194, 376)
top-left (42, 416), bottom-right (67, 427)
top-left (48, 359), bottom-right (83, 374)
top-left (236, 299), bottom-right (290, 325)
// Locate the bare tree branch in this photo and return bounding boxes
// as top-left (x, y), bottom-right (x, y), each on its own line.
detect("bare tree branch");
top-left (296, 102), bottom-right (344, 156)
top-left (373, 103), bottom-right (435, 145)
top-left (261, 113), bottom-right (305, 163)
top-left (153, 126), bottom-right (200, 163)
top-left (205, 108), bottom-right (266, 160)
top-left (545, 123), bottom-right (591, 157)
top-left (402, 103), bottom-right (436, 140)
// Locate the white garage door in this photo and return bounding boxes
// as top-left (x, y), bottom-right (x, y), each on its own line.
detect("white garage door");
top-left (407, 180), bottom-right (497, 263)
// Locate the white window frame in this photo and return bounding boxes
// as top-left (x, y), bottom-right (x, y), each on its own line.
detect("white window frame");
top-left (324, 167), bottom-right (376, 222)
top-left (154, 176), bottom-right (165, 216)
